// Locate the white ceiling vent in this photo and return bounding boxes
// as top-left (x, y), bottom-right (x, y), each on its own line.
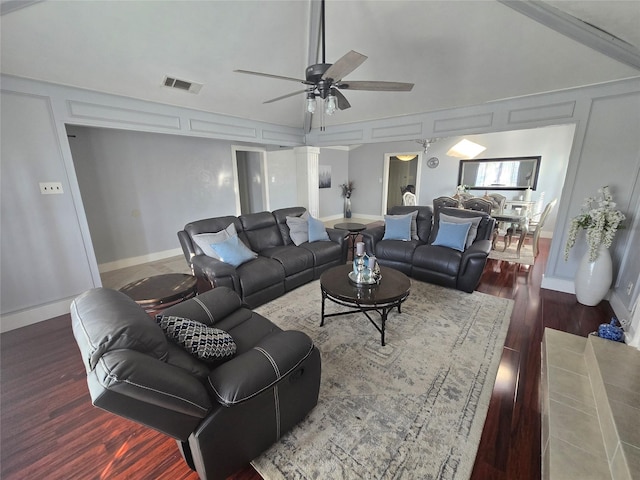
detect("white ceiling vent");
top-left (162, 76), bottom-right (203, 94)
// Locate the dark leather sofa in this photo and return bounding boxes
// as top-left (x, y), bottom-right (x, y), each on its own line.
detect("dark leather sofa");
top-left (361, 206), bottom-right (495, 293)
top-left (178, 207), bottom-right (348, 308)
top-left (71, 286), bottom-right (321, 480)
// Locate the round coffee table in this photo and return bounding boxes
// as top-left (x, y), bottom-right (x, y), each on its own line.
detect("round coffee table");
top-left (119, 273), bottom-right (198, 315)
top-left (320, 264), bottom-right (411, 346)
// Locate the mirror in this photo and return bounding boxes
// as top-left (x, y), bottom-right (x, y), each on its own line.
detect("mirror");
top-left (457, 156), bottom-right (541, 191)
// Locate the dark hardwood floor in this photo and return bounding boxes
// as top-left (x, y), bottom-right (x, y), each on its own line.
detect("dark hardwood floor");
top-left (1, 238), bottom-right (613, 479)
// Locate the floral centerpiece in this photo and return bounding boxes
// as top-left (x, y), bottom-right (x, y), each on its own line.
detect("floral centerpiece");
top-left (564, 186), bottom-right (625, 262)
top-left (340, 181), bottom-right (354, 198)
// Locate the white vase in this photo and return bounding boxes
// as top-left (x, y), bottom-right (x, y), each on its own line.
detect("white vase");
top-left (574, 244), bottom-right (612, 306)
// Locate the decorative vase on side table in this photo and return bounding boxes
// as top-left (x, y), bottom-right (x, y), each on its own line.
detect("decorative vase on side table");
top-left (340, 181), bottom-right (354, 219)
top-left (574, 244), bottom-right (612, 306)
top-left (344, 197), bottom-right (352, 218)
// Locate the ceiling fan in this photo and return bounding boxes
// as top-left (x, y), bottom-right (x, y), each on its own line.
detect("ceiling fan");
top-left (234, 0), bottom-right (414, 129)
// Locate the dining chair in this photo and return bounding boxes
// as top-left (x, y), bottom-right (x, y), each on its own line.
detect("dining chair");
top-left (507, 198), bottom-right (557, 257)
top-left (462, 197), bottom-right (493, 214)
top-left (433, 196), bottom-right (460, 219)
top-left (485, 193), bottom-right (506, 214)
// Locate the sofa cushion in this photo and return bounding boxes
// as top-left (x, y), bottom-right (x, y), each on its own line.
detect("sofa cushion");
top-left (413, 245), bottom-right (463, 277)
top-left (301, 240), bottom-right (343, 266)
top-left (240, 212), bottom-right (283, 252)
top-left (261, 245), bottom-right (314, 276)
top-left (375, 239), bottom-right (419, 264)
top-left (236, 257), bottom-right (284, 296)
top-left (192, 222), bottom-right (237, 260)
top-left (273, 207), bottom-right (307, 245)
top-left (286, 212), bottom-right (309, 246)
top-left (156, 315), bottom-right (237, 362)
top-left (210, 234), bottom-right (258, 267)
top-left (382, 213), bottom-right (413, 240)
top-left (308, 215), bottom-right (330, 242)
top-left (432, 221), bottom-right (471, 252)
top-left (440, 213), bottom-right (482, 248)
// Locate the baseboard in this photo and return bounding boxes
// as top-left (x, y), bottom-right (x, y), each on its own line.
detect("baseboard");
top-left (540, 275), bottom-right (574, 294)
top-left (98, 248), bottom-right (183, 273)
top-left (1, 297), bottom-right (76, 333)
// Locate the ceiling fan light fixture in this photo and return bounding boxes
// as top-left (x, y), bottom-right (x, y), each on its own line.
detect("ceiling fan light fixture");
top-left (306, 92), bottom-right (317, 114)
top-left (447, 139), bottom-right (487, 159)
top-left (325, 91), bottom-right (337, 115)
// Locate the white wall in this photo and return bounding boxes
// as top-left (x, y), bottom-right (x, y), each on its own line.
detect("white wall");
top-left (0, 92), bottom-right (95, 322)
top-left (1, 74), bottom-right (639, 333)
top-left (346, 124), bottom-right (573, 235)
top-left (266, 149), bottom-right (298, 211)
top-left (318, 147), bottom-right (349, 219)
top-left (69, 126), bottom-right (240, 265)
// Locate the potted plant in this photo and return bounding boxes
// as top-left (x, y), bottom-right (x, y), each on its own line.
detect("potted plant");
top-left (340, 181), bottom-right (354, 218)
top-left (564, 185), bottom-right (625, 306)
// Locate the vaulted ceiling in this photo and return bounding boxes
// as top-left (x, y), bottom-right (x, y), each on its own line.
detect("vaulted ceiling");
top-left (1, 1), bottom-right (639, 130)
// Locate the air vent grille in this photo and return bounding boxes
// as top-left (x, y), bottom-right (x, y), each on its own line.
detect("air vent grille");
top-left (162, 76), bottom-right (203, 94)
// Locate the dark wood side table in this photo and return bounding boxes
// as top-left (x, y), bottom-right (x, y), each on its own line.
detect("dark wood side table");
top-left (334, 222), bottom-right (366, 261)
top-left (320, 264), bottom-right (411, 346)
top-left (119, 273), bottom-right (198, 315)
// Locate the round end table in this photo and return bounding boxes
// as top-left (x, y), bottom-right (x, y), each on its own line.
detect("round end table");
top-left (119, 273), bottom-right (197, 315)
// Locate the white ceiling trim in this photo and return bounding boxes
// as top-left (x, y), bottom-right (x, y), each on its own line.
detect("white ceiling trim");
top-left (501, 0), bottom-right (640, 70)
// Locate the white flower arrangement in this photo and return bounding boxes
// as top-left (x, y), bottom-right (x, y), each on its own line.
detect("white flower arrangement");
top-left (564, 186), bottom-right (625, 262)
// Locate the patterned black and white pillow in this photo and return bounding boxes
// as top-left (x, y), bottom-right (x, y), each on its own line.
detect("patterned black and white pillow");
top-left (156, 315), bottom-right (236, 361)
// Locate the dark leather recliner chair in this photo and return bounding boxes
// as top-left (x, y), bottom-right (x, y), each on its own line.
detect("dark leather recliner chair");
top-left (71, 287), bottom-right (321, 480)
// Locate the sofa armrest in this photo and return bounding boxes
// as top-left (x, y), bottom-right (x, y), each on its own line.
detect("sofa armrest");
top-left (458, 239), bottom-right (493, 293)
top-left (207, 330), bottom-right (316, 406)
top-left (162, 286), bottom-right (244, 326)
top-left (326, 227), bottom-right (345, 246)
top-left (326, 227), bottom-right (348, 262)
top-left (95, 349), bottom-right (212, 416)
top-left (464, 239), bottom-right (492, 257)
top-left (177, 230), bottom-right (196, 265)
top-left (191, 254), bottom-right (240, 292)
top-left (88, 349), bottom-right (212, 440)
top-left (360, 226), bottom-right (385, 255)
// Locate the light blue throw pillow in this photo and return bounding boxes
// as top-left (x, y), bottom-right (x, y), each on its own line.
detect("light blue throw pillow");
top-left (383, 213), bottom-right (413, 241)
top-left (440, 213), bottom-right (482, 248)
top-left (210, 234), bottom-right (257, 267)
top-left (432, 220), bottom-right (472, 252)
top-left (308, 215), bottom-right (330, 242)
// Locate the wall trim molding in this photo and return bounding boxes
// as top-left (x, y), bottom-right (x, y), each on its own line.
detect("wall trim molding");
top-left (1, 297), bottom-right (75, 333)
top-left (98, 247), bottom-right (184, 273)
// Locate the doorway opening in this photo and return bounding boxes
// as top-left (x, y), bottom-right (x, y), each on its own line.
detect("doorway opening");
top-left (382, 152), bottom-right (422, 214)
top-left (232, 146), bottom-right (269, 215)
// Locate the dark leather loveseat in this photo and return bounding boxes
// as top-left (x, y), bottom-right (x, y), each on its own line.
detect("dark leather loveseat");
top-left (361, 205), bottom-right (495, 292)
top-left (71, 286), bottom-right (321, 480)
top-left (178, 207), bottom-right (348, 308)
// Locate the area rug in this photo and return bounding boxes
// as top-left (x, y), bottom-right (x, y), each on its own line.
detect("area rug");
top-left (488, 240), bottom-right (535, 266)
top-left (252, 278), bottom-right (514, 480)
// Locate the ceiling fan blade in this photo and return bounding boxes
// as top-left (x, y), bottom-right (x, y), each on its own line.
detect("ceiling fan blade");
top-left (235, 69), bottom-right (309, 84)
top-left (334, 89), bottom-right (351, 110)
top-left (321, 50), bottom-right (367, 82)
top-left (263, 89), bottom-right (307, 104)
top-left (337, 80), bottom-right (414, 92)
